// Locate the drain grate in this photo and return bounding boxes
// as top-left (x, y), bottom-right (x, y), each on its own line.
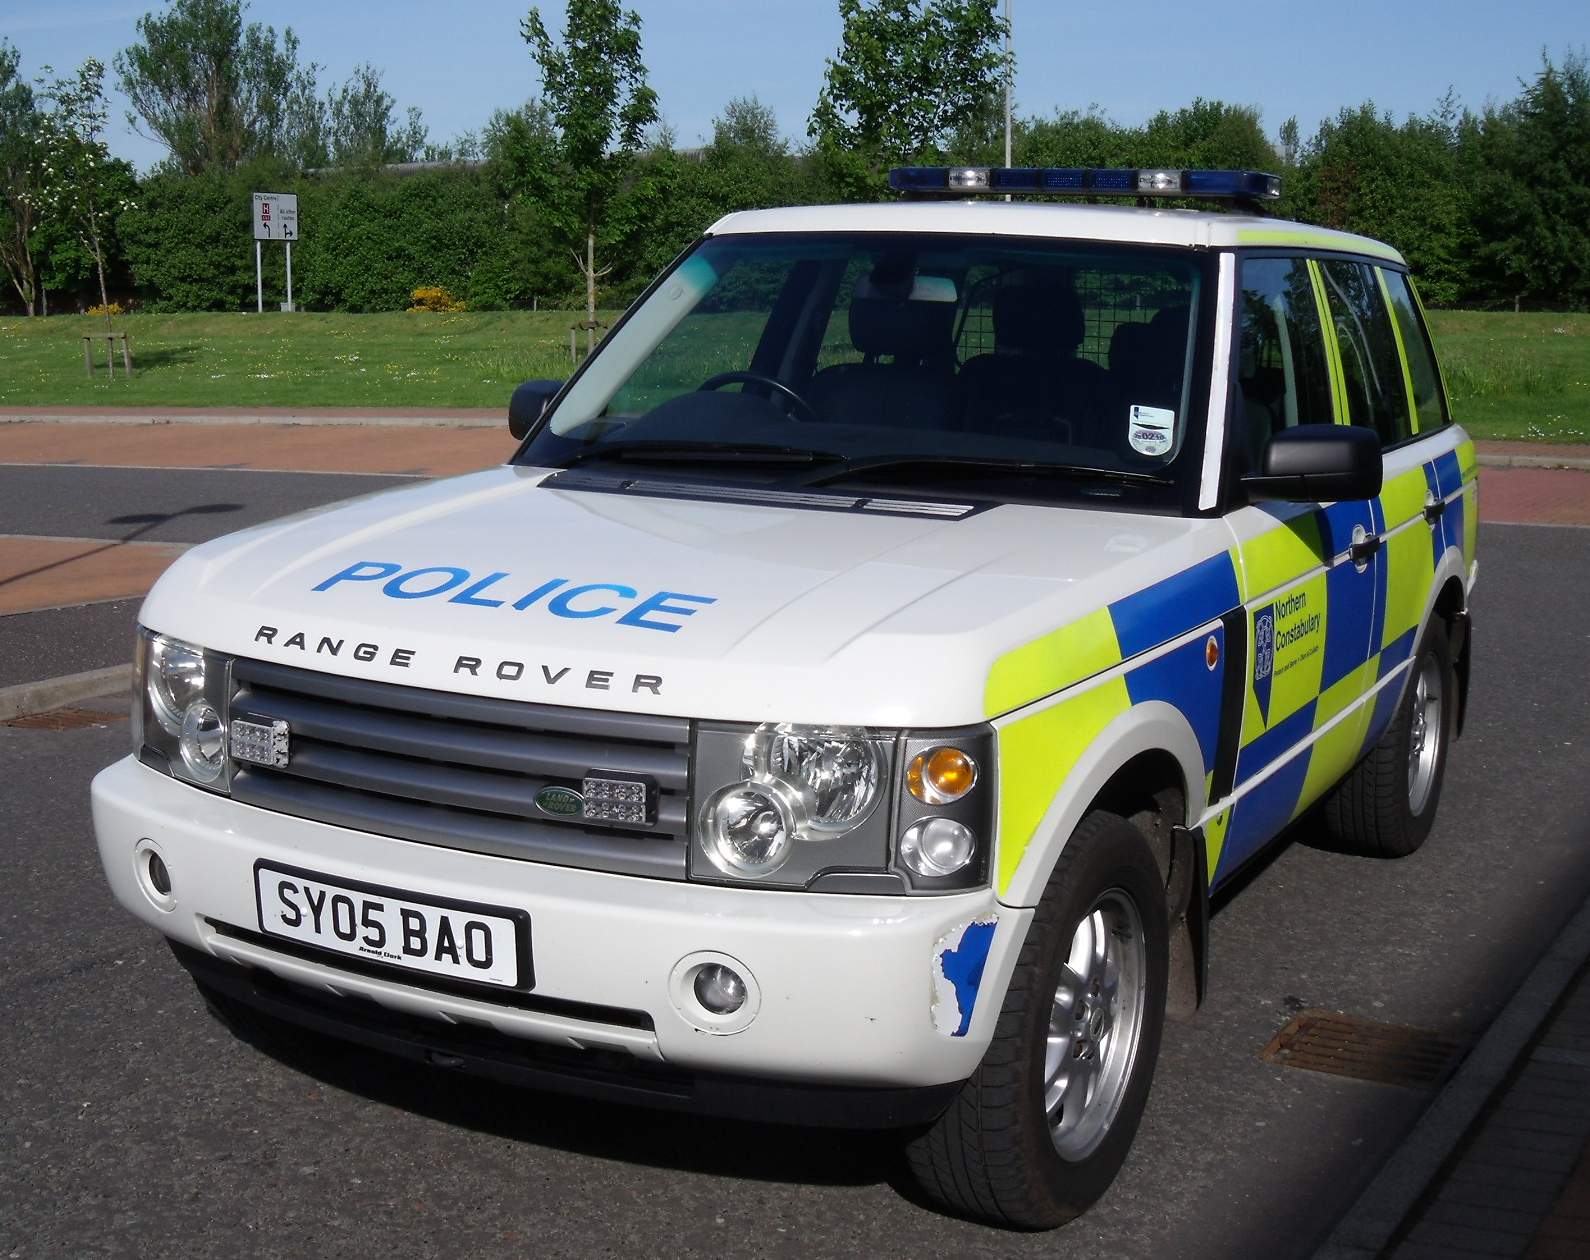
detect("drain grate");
top-left (1260, 1009), bottom-right (1464, 1088)
top-left (5, 705), bottom-right (126, 731)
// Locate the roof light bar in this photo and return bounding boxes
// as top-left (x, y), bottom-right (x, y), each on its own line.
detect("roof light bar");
top-left (889, 167), bottom-right (1283, 202)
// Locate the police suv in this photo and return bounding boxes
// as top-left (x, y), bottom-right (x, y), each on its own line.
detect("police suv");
top-left (93, 166), bottom-right (1476, 1228)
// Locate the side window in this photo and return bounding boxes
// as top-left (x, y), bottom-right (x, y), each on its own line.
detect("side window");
top-left (1318, 259), bottom-right (1413, 445)
top-left (1379, 269), bottom-right (1450, 433)
top-left (1236, 257), bottom-right (1335, 470)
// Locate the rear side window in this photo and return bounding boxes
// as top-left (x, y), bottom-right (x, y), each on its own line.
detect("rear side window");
top-left (1319, 259), bottom-right (1413, 445)
top-left (1236, 257), bottom-right (1335, 470)
top-left (1379, 269), bottom-right (1450, 433)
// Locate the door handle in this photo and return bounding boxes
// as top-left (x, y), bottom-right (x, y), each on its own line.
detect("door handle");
top-left (1423, 498), bottom-right (1447, 524)
top-left (1350, 534), bottom-right (1383, 564)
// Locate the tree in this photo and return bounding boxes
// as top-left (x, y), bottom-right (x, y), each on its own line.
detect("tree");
top-left (31, 59), bottom-right (134, 313)
top-left (1139, 99), bottom-right (1277, 170)
top-left (0, 41), bottom-right (43, 314)
top-left (809, 0), bottom-right (1007, 198)
top-left (115, 0), bottom-right (320, 173)
top-left (698, 95), bottom-right (801, 214)
top-left (324, 64), bottom-right (428, 167)
top-left (1469, 52), bottom-right (1590, 310)
top-left (712, 96), bottom-right (783, 152)
top-left (1289, 101), bottom-right (1472, 305)
top-left (520, 0), bottom-right (659, 328)
top-left (1278, 116), bottom-right (1301, 169)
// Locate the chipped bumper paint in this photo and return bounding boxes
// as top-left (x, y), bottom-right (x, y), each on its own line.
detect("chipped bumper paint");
top-left (932, 917), bottom-right (999, 1037)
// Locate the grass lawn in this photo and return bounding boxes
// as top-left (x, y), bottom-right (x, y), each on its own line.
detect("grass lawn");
top-left (0, 308), bottom-right (1585, 442)
top-left (1425, 311), bottom-right (1589, 442)
top-left (0, 311), bottom-right (603, 410)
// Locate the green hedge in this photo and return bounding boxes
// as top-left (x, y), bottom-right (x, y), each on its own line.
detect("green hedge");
top-left (117, 163), bottom-right (591, 313)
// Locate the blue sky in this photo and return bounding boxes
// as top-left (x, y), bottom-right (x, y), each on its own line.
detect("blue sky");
top-left (5, 0), bottom-right (1584, 171)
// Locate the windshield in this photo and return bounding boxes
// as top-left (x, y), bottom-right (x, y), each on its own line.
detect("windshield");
top-left (518, 232), bottom-right (1210, 506)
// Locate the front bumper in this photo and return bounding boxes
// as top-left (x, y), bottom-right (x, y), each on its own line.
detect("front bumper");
top-left (93, 756), bottom-right (1028, 1106)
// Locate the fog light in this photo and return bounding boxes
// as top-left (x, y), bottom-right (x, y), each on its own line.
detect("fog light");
top-left (899, 817), bottom-right (976, 877)
top-left (669, 951), bottom-right (761, 1035)
top-left (693, 963), bottom-right (747, 1015)
top-left (133, 838), bottom-right (176, 912)
top-left (146, 851), bottom-right (172, 896)
top-left (179, 700), bottom-right (225, 783)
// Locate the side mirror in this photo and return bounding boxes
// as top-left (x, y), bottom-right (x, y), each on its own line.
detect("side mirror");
top-left (508, 378), bottom-right (564, 440)
top-left (1243, 425), bottom-right (1383, 503)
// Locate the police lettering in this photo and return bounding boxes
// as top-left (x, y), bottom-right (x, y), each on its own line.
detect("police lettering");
top-left (312, 560), bottom-right (716, 633)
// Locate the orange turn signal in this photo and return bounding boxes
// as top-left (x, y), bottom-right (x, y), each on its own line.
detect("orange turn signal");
top-left (906, 746), bottom-right (978, 804)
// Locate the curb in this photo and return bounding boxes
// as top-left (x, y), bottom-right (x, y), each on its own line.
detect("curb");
top-left (1476, 453), bottom-right (1590, 471)
top-left (0, 411), bottom-right (502, 429)
top-left (1314, 890), bottom-right (1590, 1259)
top-left (0, 664), bottom-right (132, 721)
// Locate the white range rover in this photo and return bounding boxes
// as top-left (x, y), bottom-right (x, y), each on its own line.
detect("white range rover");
top-left (93, 166), bottom-right (1476, 1228)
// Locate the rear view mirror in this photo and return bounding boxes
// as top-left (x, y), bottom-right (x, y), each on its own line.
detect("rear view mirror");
top-left (509, 379), bottom-right (564, 440)
top-left (1243, 425), bottom-right (1382, 503)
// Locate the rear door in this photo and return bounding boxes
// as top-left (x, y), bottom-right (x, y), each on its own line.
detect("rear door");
top-left (1321, 261), bottom-right (1469, 751)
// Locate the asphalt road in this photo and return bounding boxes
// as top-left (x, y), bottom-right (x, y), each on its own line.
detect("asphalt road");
top-left (0, 466), bottom-right (418, 685)
top-left (0, 465), bottom-right (419, 545)
top-left (3, 521), bottom-right (1588, 1259)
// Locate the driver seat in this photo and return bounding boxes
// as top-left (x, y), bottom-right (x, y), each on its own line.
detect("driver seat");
top-left (807, 294), bottom-right (960, 429)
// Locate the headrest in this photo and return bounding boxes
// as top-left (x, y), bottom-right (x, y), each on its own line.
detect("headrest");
top-left (1148, 304), bottom-right (1190, 348)
top-left (992, 285), bottom-right (1085, 354)
top-left (849, 295), bottom-right (957, 361)
top-left (1109, 320), bottom-right (1154, 374)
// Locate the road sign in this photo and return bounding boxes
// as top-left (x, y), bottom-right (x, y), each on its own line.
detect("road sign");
top-left (252, 191), bottom-right (299, 242)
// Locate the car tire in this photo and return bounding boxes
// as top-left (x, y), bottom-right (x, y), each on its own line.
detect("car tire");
top-left (1321, 618), bottom-right (1455, 858)
top-left (905, 810), bottom-right (1169, 1229)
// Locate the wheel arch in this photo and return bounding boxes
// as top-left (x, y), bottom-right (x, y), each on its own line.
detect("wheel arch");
top-left (997, 699), bottom-right (1206, 909)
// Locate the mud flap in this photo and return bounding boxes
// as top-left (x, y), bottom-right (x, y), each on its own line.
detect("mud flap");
top-left (1166, 824), bottom-right (1209, 1020)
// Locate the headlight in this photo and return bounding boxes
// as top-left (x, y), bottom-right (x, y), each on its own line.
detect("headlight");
top-left (744, 724), bottom-right (884, 832)
top-left (146, 634), bottom-right (206, 736)
top-left (136, 628), bottom-right (232, 793)
top-left (692, 721), bottom-right (995, 893)
top-left (701, 780), bottom-right (799, 876)
top-left (179, 700), bottom-right (227, 783)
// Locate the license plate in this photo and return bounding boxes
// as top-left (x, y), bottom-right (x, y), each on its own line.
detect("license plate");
top-left (253, 861), bottom-right (531, 989)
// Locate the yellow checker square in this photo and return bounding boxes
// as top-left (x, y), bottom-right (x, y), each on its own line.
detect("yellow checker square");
top-left (995, 675), bottom-right (1130, 893)
top-left (984, 605), bottom-right (1122, 718)
top-left (1300, 665), bottom-right (1377, 811)
top-left (1382, 524), bottom-right (1435, 650)
top-left (1202, 805), bottom-right (1232, 884)
top-left (1241, 571), bottom-right (1329, 743)
top-left (1380, 467), bottom-right (1430, 531)
top-left (1238, 514), bottom-right (1327, 604)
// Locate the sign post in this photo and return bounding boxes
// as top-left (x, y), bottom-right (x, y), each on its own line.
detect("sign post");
top-left (251, 191), bottom-right (301, 313)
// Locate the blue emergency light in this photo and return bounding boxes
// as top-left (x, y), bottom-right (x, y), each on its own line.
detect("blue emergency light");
top-left (888, 166), bottom-right (1282, 202)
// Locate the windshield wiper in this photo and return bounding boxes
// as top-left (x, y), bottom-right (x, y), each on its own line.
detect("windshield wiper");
top-left (801, 455), bottom-right (1173, 489)
top-left (553, 441), bottom-right (846, 469)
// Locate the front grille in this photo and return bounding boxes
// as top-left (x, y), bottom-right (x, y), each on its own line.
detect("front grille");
top-left (228, 658), bottom-right (691, 879)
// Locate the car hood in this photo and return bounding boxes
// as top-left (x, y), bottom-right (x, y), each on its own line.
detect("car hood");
top-left (141, 465), bottom-right (1221, 726)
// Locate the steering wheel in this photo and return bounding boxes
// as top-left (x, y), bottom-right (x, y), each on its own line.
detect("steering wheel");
top-left (698, 371), bottom-right (820, 424)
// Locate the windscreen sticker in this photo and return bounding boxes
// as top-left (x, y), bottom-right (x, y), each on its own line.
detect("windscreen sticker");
top-left (1128, 405), bottom-right (1175, 457)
